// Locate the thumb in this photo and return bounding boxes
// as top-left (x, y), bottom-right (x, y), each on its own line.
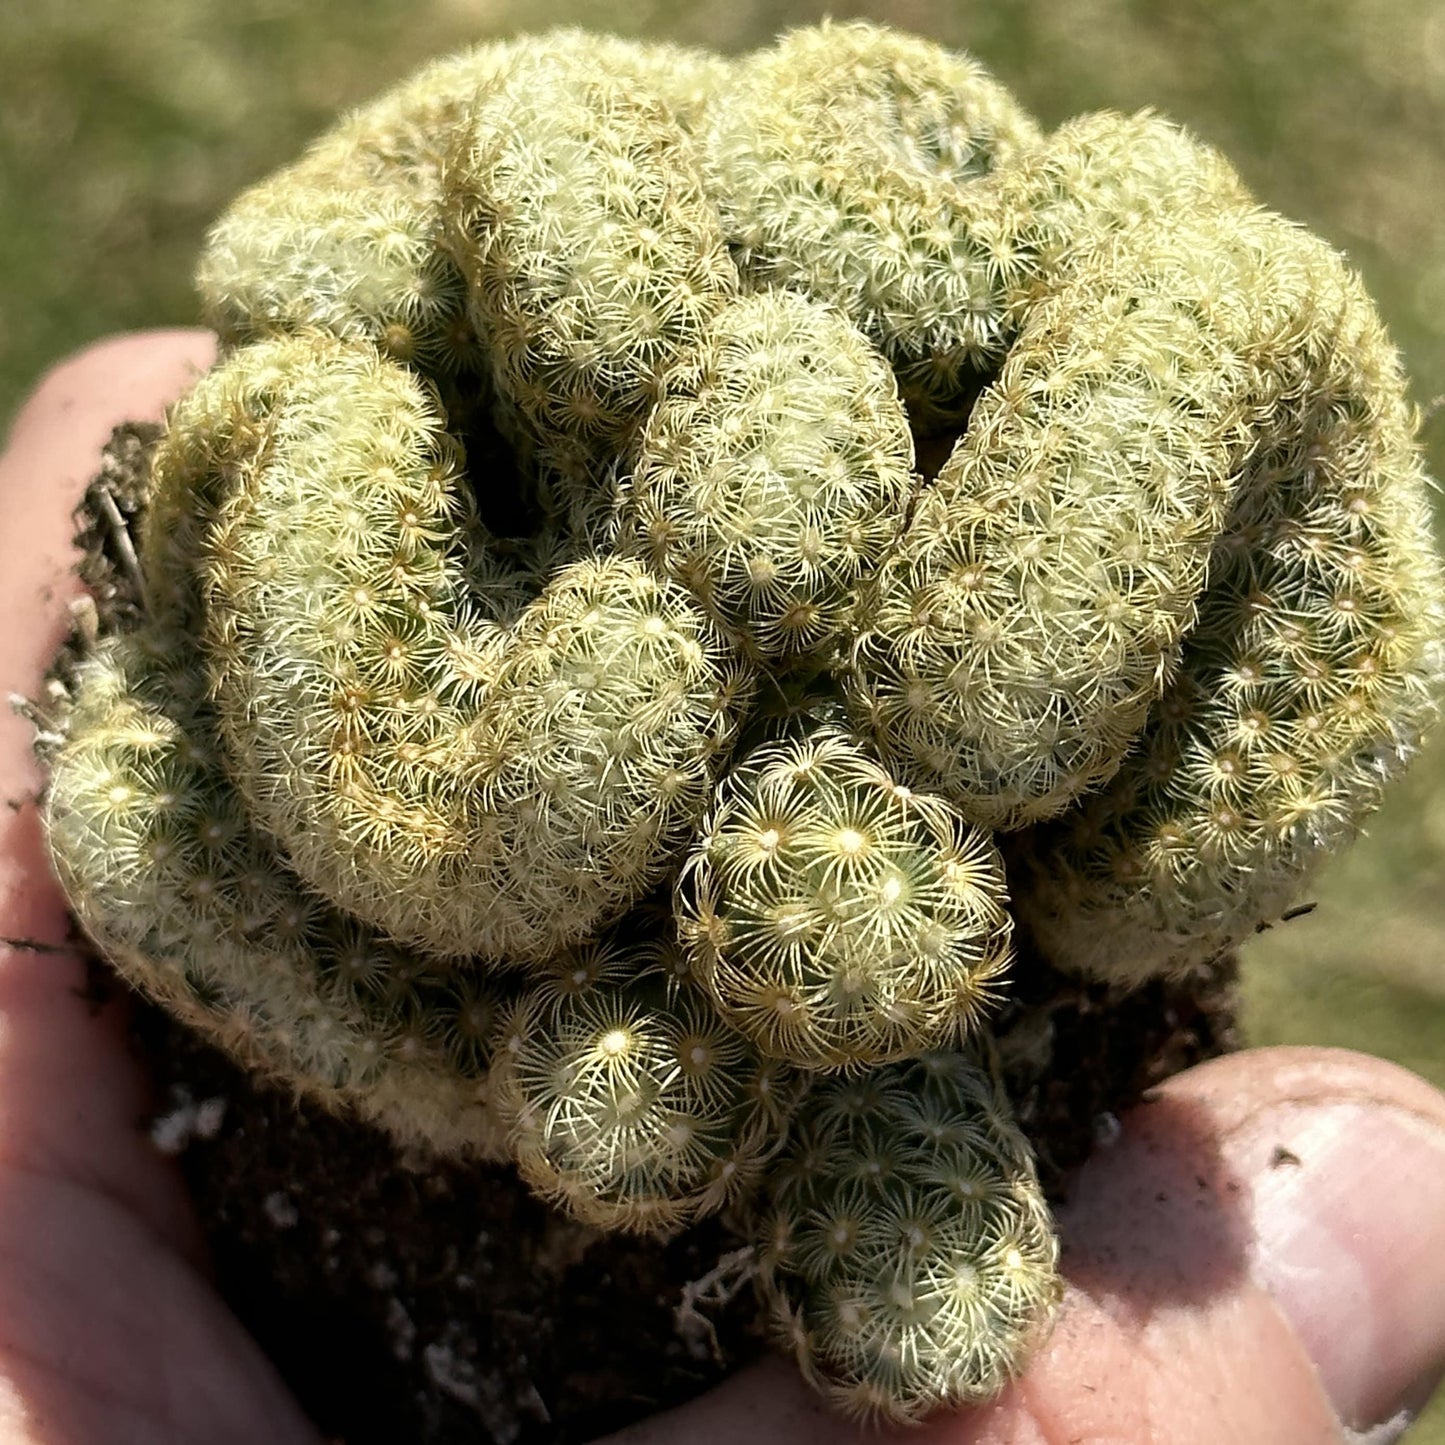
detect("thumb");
top-left (607, 1045), bottom-right (1445, 1445)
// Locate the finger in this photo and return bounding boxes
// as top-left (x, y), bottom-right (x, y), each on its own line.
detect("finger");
top-left (0, 331), bottom-right (215, 1236)
top-left (606, 1045), bottom-right (1445, 1445)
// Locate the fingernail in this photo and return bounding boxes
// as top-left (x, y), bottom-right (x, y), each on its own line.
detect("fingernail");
top-left (1229, 1095), bottom-right (1445, 1433)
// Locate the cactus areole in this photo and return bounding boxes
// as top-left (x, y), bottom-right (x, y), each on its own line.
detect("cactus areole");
top-left (35, 22), bottom-right (1444, 1428)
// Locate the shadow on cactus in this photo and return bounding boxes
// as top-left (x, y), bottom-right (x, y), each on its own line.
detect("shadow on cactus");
top-left (33, 19), bottom-right (1444, 1429)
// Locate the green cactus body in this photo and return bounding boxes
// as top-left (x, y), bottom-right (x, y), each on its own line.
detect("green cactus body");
top-left (756, 1052), bottom-right (1060, 1424)
top-left (445, 45), bottom-right (739, 472)
top-left (1011, 217), bottom-right (1445, 980)
top-left (201, 179), bottom-right (478, 375)
top-left (737, 664), bottom-right (856, 751)
top-left (31, 23), bottom-right (1445, 1428)
top-left (43, 631), bottom-right (514, 1158)
top-left (491, 935), bottom-right (795, 1232)
top-left (845, 210), bottom-right (1290, 829)
top-left (624, 290), bottom-right (917, 663)
top-left (198, 33), bottom-right (730, 379)
top-left (704, 20), bottom-right (1041, 426)
top-left (152, 332), bottom-right (745, 964)
top-left (978, 109), bottom-right (1256, 325)
top-left (196, 45), bottom-right (504, 374)
top-left (678, 725), bottom-right (1012, 1069)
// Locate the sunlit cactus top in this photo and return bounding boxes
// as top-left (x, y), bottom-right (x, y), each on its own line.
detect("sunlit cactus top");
top-left (37, 19), bottom-right (1444, 1427)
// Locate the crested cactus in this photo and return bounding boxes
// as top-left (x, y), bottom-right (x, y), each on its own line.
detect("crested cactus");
top-left (491, 928), bottom-right (795, 1232)
top-left (623, 288), bottom-right (917, 661)
top-left (678, 723), bottom-right (1012, 1069)
top-left (33, 19), bottom-right (1444, 1428)
top-left (756, 1052), bottom-right (1060, 1423)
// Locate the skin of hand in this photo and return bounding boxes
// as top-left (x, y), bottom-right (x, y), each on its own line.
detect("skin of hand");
top-left (1, 334), bottom-right (1444, 1445)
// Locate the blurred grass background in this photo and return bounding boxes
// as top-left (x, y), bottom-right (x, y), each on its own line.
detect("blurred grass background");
top-left (3, 0), bottom-right (1443, 1433)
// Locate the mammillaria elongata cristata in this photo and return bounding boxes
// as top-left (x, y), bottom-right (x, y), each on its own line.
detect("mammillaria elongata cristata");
top-left (37, 20), bottom-right (1443, 1425)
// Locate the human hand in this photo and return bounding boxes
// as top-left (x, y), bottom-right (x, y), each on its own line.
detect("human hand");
top-left (2, 334), bottom-right (1443, 1445)
top-left (0, 331), bottom-right (318, 1444)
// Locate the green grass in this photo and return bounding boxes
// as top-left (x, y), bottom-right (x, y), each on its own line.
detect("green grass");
top-left (1244, 728), bottom-right (1445, 1091)
top-left (3, 0), bottom-right (1443, 1435)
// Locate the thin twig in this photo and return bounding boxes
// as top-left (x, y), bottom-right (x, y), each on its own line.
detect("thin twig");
top-left (94, 482), bottom-right (145, 599)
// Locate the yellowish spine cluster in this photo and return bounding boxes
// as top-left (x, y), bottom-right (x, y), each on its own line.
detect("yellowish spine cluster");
top-left (679, 725), bottom-right (1012, 1069)
top-left (756, 1052), bottom-right (1060, 1424)
top-left (490, 932), bottom-right (796, 1231)
top-left (625, 289), bottom-right (917, 662)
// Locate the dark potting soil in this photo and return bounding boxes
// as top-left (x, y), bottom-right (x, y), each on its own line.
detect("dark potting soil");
top-left (65, 425), bottom-right (1243, 1445)
top-left (122, 944), bottom-right (1240, 1445)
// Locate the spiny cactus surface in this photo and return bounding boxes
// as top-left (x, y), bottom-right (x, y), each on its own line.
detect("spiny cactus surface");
top-left (44, 628), bottom-right (514, 1158)
top-left (846, 209), bottom-right (1258, 827)
top-left (151, 330), bottom-right (745, 964)
top-left (35, 19), bottom-right (1444, 1428)
top-left (491, 930), bottom-right (796, 1231)
top-left (757, 1052), bottom-right (1060, 1423)
top-left (679, 724), bottom-right (1012, 1069)
top-left (704, 19), bottom-right (1043, 426)
top-left (1009, 215), bottom-right (1445, 978)
top-left (444, 41), bottom-right (739, 473)
top-left (624, 288), bottom-right (917, 661)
